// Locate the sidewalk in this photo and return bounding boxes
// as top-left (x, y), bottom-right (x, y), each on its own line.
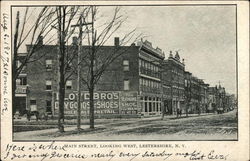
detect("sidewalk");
top-left (163, 112), bottom-right (215, 120)
top-left (13, 112), bottom-right (217, 140)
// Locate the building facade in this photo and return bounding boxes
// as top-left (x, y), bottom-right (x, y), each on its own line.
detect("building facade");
top-left (23, 37), bottom-right (164, 118)
top-left (162, 51), bottom-right (185, 115)
top-left (15, 53), bottom-right (28, 115)
top-left (184, 71), bottom-right (192, 114)
top-left (15, 37), bottom-right (234, 118)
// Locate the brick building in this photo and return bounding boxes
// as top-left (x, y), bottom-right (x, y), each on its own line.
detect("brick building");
top-left (189, 76), bottom-right (200, 114)
top-left (208, 86), bottom-right (218, 113)
top-left (15, 53), bottom-right (28, 115)
top-left (184, 71), bottom-right (192, 114)
top-left (15, 36), bottom-right (233, 118)
top-left (217, 85), bottom-right (226, 113)
top-left (24, 37), bottom-right (164, 118)
top-left (197, 79), bottom-right (209, 113)
top-left (207, 85), bottom-right (228, 114)
top-left (162, 58), bottom-right (172, 115)
top-left (162, 51), bottom-right (185, 115)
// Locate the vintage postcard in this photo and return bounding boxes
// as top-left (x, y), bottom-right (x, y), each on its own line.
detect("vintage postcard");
top-left (1, 0), bottom-right (249, 161)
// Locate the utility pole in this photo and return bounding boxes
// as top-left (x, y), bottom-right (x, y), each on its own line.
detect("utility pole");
top-left (72, 17), bottom-right (92, 131)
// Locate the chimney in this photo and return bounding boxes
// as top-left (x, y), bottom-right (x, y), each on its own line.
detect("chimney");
top-left (169, 50), bottom-right (173, 57)
top-left (114, 37), bottom-right (119, 46)
top-left (38, 36), bottom-right (43, 45)
top-left (72, 36), bottom-right (78, 45)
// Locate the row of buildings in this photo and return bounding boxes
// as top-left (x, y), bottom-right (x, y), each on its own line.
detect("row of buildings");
top-left (15, 37), bottom-right (237, 118)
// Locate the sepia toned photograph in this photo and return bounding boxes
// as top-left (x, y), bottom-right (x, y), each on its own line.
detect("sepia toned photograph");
top-left (12, 5), bottom-right (238, 141)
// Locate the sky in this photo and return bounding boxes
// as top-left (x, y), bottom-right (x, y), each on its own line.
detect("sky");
top-left (13, 5), bottom-right (237, 94)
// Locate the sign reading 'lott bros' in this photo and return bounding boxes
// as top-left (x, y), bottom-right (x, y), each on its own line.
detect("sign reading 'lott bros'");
top-left (53, 91), bottom-right (138, 115)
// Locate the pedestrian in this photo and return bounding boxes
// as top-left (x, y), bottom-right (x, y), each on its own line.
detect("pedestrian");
top-left (26, 110), bottom-right (31, 121)
top-left (177, 108), bottom-right (180, 118)
top-left (34, 111), bottom-right (39, 121)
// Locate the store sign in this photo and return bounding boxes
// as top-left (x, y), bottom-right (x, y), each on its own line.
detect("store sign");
top-left (15, 85), bottom-right (27, 94)
top-left (120, 91), bottom-right (138, 114)
top-left (53, 91), bottom-right (138, 115)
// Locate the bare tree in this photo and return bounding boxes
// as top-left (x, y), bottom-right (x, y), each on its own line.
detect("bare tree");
top-left (13, 7), bottom-right (57, 116)
top-left (77, 6), bottom-right (140, 129)
top-left (55, 6), bottom-right (82, 132)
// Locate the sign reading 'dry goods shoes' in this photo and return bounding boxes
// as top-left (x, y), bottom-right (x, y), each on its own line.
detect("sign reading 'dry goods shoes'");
top-left (53, 91), bottom-right (138, 115)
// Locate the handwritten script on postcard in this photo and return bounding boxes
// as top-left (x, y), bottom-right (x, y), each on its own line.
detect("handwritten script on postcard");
top-left (3, 142), bottom-right (229, 161)
top-left (1, 12), bottom-right (10, 116)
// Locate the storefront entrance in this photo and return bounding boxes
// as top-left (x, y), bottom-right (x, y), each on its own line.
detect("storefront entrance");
top-left (15, 97), bottom-right (26, 115)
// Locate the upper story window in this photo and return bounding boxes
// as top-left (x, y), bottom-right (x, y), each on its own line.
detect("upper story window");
top-left (146, 79), bottom-right (149, 87)
top-left (30, 100), bottom-right (36, 105)
top-left (150, 64), bottom-right (153, 71)
top-left (46, 80), bottom-right (52, 90)
top-left (139, 78), bottom-right (143, 86)
top-left (46, 100), bottom-right (52, 113)
top-left (17, 60), bottom-right (21, 68)
top-left (16, 77), bottom-right (27, 85)
top-left (46, 59), bottom-right (52, 71)
top-left (16, 78), bottom-right (21, 85)
top-left (123, 60), bottom-right (129, 71)
top-left (66, 80), bottom-right (72, 90)
top-left (144, 79), bottom-right (146, 87)
top-left (124, 80), bottom-right (130, 90)
top-left (185, 80), bottom-right (188, 87)
top-left (142, 60), bottom-right (145, 67)
top-left (66, 61), bottom-right (72, 71)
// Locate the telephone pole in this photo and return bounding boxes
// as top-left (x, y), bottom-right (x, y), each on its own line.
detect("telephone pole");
top-left (72, 16), bottom-right (92, 131)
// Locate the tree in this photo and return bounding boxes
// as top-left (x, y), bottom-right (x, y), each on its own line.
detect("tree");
top-left (78, 6), bottom-right (139, 129)
top-left (13, 7), bottom-right (57, 116)
top-left (55, 6), bottom-right (82, 132)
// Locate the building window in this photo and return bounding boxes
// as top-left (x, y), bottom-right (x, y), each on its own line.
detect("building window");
top-left (46, 59), bottom-right (52, 71)
top-left (19, 77), bottom-right (27, 85)
top-left (16, 77), bottom-right (27, 85)
top-left (123, 60), bottom-right (129, 71)
top-left (185, 80), bottom-right (188, 87)
top-left (139, 78), bottom-right (143, 86)
top-left (30, 100), bottom-right (36, 105)
top-left (149, 97), bottom-right (152, 112)
top-left (124, 80), bottom-right (130, 90)
top-left (46, 100), bottom-right (52, 113)
top-left (46, 80), bottom-right (52, 90)
top-left (66, 61), bottom-right (72, 71)
top-left (17, 60), bottom-right (22, 68)
top-left (152, 97), bottom-right (155, 111)
top-left (66, 80), bottom-right (72, 90)
top-left (16, 79), bottom-right (21, 85)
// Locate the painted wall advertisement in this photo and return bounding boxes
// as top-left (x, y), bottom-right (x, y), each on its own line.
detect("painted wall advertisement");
top-left (53, 91), bottom-right (138, 115)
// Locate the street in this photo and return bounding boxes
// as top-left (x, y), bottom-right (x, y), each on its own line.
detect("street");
top-left (13, 110), bottom-right (237, 141)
